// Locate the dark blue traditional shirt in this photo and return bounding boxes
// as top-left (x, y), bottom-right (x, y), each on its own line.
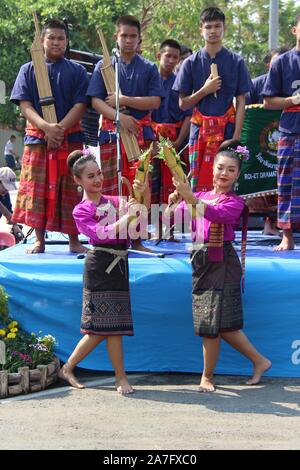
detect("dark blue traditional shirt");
top-left (87, 54), bottom-right (165, 143)
top-left (173, 47), bottom-right (251, 142)
top-left (11, 58), bottom-right (89, 144)
top-left (152, 73), bottom-right (191, 123)
top-left (262, 48), bottom-right (300, 134)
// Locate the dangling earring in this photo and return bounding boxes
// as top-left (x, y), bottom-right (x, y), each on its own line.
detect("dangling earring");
top-left (233, 180), bottom-right (239, 191)
top-left (77, 185), bottom-right (83, 193)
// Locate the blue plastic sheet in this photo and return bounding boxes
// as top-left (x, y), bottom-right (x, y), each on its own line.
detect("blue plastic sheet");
top-left (0, 235), bottom-right (299, 377)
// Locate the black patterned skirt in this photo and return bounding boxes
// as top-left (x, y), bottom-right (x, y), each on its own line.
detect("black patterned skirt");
top-left (191, 242), bottom-right (243, 338)
top-left (81, 244), bottom-right (133, 336)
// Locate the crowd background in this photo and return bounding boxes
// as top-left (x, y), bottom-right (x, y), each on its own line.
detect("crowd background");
top-left (0, 0), bottom-right (298, 133)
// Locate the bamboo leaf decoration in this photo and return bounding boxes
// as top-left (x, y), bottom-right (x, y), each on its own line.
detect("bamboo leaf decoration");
top-left (96, 27), bottom-right (141, 163)
top-left (158, 136), bottom-right (186, 181)
top-left (159, 137), bottom-right (201, 219)
top-left (133, 143), bottom-right (153, 203)
top-left (30, 12), bottom-right (57, 124)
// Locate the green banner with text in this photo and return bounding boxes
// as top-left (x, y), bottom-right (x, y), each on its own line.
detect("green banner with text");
top-left (236, 106), bottom-right (281, 196)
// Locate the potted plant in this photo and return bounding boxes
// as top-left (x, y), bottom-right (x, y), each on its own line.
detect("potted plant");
top-left (0, 286), bottom-right (60, 398)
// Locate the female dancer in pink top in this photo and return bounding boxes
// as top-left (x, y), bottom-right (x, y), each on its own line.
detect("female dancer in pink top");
top-left (167, 143), bottom-right (271, 392)
top-left (59, 149), bottom-right (150, 394)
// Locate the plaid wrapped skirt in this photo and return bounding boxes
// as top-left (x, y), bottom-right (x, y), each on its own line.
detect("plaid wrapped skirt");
top-left (100, 141), bottom-right (152, 196)
top-left (277, 133), bottom-right (300, 229)
top-left (12, 143), bottom-right (81, 234)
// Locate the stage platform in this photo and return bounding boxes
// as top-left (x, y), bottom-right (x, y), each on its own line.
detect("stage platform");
top-left (0, 232), bottom-right (299, 378)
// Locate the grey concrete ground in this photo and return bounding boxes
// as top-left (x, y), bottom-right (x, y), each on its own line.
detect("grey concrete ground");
top-left (1, 372), bottom-right (300, 450)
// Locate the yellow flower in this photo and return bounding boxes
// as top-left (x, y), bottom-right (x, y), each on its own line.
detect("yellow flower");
top-left (0, 329), bottom-right (6, 337)
top-left (10, 328), bottom-right (18, 333)
top-left (6, 332), bottom-right (16, 339)
top-left (8, 321), bottom-right (18, 329)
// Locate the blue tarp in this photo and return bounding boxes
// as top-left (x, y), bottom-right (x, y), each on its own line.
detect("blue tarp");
top-left (0, 234), bottom-right (299, 377)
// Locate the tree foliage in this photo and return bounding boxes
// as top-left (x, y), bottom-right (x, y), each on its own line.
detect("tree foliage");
top-left (134, 0), bottom-right (298, 76)
top-left (0, 0), bottom-right (298, 127)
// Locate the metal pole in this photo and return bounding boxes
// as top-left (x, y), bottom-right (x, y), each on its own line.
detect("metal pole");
top-left (269, 0), bottom-right (279, 50)
top-left (0, 80), bottom-right (5, 104)
top-left (113, 48), bottom-right (122, 195)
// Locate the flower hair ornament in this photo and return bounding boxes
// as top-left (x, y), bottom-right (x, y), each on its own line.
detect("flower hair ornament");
top-left (82, 148), bottom-right (95, 158)
top-left (233, 145), bottom-right (250, 161)
top-left (226, 145), bottom-right (250, 161)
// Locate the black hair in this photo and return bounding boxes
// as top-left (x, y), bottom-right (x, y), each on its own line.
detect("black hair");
top-left (67, 149), bottom-right (97, 177)
top-left (160, 39), bottom-right (181, 52)
top-left (116, 15), bottom-right (141, 37)
top-left (41, 19), bottom-right (68, 38)
top-left (180, 44), bottom-right (193, 57)
top-left (263, 46), bottom-right (288, 66)
top-left (216, 140), bottom-right (243, 170)
top-left (10, 135), bottom-right (16, 139)
top-left (199, 7), bottom-right (225, 25)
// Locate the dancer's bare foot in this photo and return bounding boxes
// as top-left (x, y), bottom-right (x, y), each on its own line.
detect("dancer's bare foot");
top-left (274, 231), bottom-right (294, 251)
top-left (274, 239), bottom-right (294, 251)
top-left (246, 358), bottom-right (272, 385)
top-left (198, 375), bottom-right (216, 393)
top-left (115, 376), bottom-right (135, 395)
top-left (69, 242), bottom-right (88, 254)
top-left (58, 364), bottom-right (85, 389)
top-left (26, 242), bottom-right (45, 254)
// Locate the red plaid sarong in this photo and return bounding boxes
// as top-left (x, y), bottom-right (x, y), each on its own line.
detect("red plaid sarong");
top-left (98, 142), bottom-right (119, 195)
top-left (152, 121), bottom-right (182, 203)
top-left (190, 106), bottom-right (235, 192)
top-left (25, 122), bottom-right (82, 220)
top-left (101, 114), bottom-right (152, 195)
top-left (12, 141), bottom-right (82, 234)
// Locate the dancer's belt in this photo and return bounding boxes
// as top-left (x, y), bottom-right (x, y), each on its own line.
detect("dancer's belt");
top-left (190, 240), bottom-right (232, 262)
top-left (93, 246), bottom-right (128, 274)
